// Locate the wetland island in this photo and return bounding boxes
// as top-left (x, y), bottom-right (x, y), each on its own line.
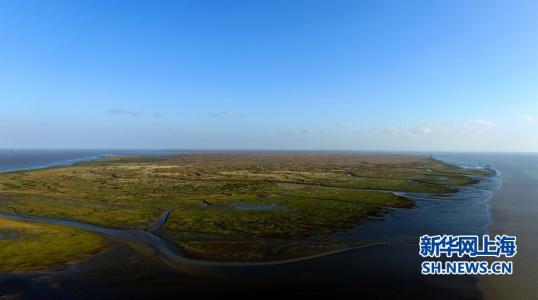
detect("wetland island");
top-left (0, 152), bottom-right (487, 272)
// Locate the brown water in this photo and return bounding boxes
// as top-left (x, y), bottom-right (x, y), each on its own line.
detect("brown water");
top-left (474, 154), bottom-right (538, 299)
top-left (431, 153), bottom-right (538, 299)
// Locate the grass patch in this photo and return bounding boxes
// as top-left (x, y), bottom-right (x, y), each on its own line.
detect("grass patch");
top-left (0, 217), bottom-right (105, 272)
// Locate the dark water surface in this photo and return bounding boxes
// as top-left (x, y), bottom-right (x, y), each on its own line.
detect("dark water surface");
top-left (0, 151), bottom-right (535, 299)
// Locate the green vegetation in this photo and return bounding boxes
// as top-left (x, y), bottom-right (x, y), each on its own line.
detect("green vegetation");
top-left (0, 153), bottom-right (486, 262)
top-left (0, 217), bottom-right (105, 272)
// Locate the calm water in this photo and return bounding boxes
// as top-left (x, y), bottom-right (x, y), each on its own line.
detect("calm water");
top-left (0, 149), bottom-right (184, 173)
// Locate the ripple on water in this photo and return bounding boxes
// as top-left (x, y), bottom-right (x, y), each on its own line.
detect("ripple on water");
top-left (332, 163), bottom-right (501, 243)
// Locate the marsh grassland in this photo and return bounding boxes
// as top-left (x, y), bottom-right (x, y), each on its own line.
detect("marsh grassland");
top-left (0, 153), bottom-right (486, 268)
top-left (0, 218), bottom-right (104, 272)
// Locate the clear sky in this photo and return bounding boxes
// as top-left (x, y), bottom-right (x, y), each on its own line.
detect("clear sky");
top-left (1, 0), bottom-right (537, 151)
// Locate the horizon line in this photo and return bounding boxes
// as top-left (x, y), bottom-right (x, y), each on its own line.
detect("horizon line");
top-left (1, 148), bottom-right (537, 155)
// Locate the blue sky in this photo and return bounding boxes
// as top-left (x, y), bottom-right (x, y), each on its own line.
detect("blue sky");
top-left (1, 0), bottom-right (537, 151)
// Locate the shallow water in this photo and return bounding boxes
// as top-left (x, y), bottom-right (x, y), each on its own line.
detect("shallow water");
top-left (333, 156), bottom-right (500, 242)
top-left (0, 149), bottom-right (183, 173)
